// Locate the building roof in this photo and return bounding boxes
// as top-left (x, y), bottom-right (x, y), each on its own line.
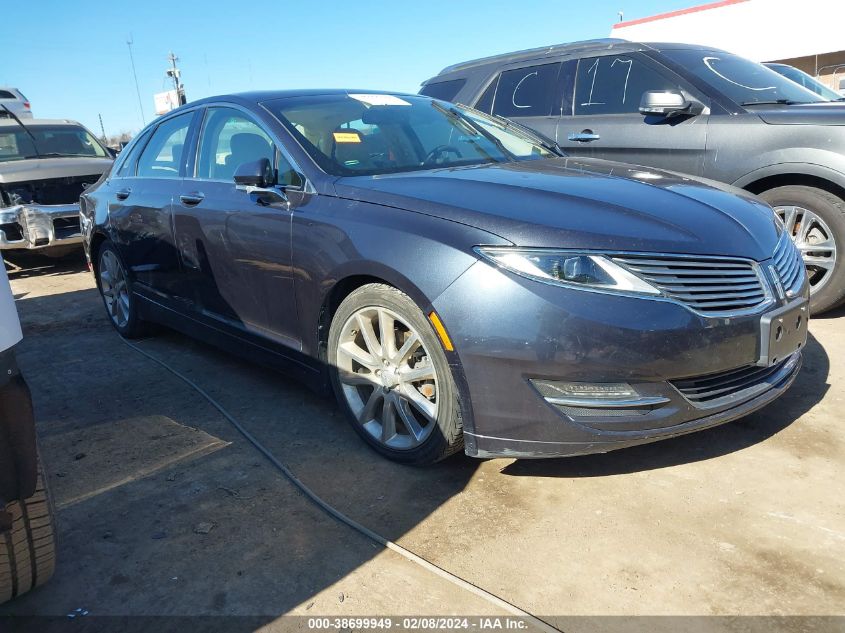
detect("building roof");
top-left (611, 0), bottom-right (843, 62)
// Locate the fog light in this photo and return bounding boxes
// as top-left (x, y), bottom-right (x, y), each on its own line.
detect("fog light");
top-left (530, 379), bottom-right (669, 409)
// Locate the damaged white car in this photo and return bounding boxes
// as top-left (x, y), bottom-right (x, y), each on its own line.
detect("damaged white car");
top-left (0, 112), bottom-right (112, 255)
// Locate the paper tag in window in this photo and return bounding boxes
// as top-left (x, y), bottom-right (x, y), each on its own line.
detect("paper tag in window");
top-left (333, 131), bottom-right (362, 143)
top-left (348, 94), bottom-right (411, 107)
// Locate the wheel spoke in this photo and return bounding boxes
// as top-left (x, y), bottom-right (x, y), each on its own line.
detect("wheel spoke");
top-left (358, 388), bottom-right (382, 424)
top-left (338, 368), bottom-right (379, 387)
top-left (338, 341), bottom-right (379, 372)
top-left (803, 255), bottom-right (835, 271)
top-left (779, 206), bottom-right (799, 235)
top-left (401, 363), bottom-right (436, 383)
top-left (378, 309), bottom-right (396, 360)
top-left (356, 312), bottom-right (383, 359)
top-left (396, 398), bottom-right (426, 441)
top-left (796, 238), bottom-right (835, 255)
top-left (381, 397), bottom-right (398, 443)
top-left (393, 332), bottom-right (420, 365)
top-left (401, 384), bottom-right (437, 424)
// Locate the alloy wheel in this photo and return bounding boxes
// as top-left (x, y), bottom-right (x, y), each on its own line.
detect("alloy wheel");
top-left (335, 306), bottom-right (439, 450)
top-left (774, 205), bottom-right (838, 294)
top-left (99, 250), bottom-right (131, 329)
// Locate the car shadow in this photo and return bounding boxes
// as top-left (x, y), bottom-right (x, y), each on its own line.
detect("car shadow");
top-left (501, 332), bottom-right (829, 479)
top-left (4, 249), bottom-right (88, 281)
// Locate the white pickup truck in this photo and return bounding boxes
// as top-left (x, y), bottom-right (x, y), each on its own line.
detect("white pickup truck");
top-left (1, 112), bottom-right (112, 255)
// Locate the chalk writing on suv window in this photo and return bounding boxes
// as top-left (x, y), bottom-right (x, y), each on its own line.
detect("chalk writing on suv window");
top-left (703, 56), bottom-right (775, 91)
top-left (512, 71), bottom-right (539, 109)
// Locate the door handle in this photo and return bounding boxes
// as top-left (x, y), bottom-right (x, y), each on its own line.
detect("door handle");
top-left (567, 130), bottom-right (601, 143)
top-left (180, 192), bottom-right (205, 206)
top-left (115, 188), bottom-right (132, 200)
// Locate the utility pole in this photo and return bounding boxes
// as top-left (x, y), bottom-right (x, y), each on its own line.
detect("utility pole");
top-left (166, 52), bottom-right (187, 106)
top-left (127, 35), bottom-right (146, 126)
top-left (98, 114), bottom-right (107, 143)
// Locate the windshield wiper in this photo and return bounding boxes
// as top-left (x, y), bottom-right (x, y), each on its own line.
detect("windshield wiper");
top-left (431, 102), bottom-right (515, 162)
top-left (484, 111), bottom-right (564, 156)
top-left (0, 104), bottom-right (40, 157)
top-left (740, 99), bottom-right (800, 106)
top-left (38, 152), bottom-right (85, 158)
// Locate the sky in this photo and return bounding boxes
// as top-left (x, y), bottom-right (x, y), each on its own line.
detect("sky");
top-left (1, 0), bottom-right (691, 137)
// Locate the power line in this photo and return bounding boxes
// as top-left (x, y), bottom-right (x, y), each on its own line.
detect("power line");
top-left (127, 35), bottom-right (146, 126)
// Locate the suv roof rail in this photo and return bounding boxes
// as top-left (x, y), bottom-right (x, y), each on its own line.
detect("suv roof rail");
top-left (435, 38), bottom-right (630, 77)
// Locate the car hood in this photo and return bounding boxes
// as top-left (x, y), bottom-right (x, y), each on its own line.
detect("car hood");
top-left (334, 157), bottom-right (781, 261)
top-left (0, 157), bottom-right (113, 184)
top-left (751, 102), bottom-right (845, 126)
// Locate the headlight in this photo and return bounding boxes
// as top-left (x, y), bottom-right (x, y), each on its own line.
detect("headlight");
top-left (474, 247), bottom-right (660, 295)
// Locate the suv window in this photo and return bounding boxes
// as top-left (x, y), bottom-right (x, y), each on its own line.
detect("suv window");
top-left (492, 63), bottom-right (561, 118)
top-left (574, 55), bottom-right (679, 115)
top-left (136, 113), bottom-right (193, 179)
top-left (196, 107), bottom-right (301, 187)
top-left (419, 79), bottom-right (466, 102)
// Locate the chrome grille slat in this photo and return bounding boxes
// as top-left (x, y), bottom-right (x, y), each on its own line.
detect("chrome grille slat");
top-left (772, 233), bottom-right (805, 296)
top-left (672, 356), bottom-right (794, 406)
top-left (611, 254), bottom-right (768, 316)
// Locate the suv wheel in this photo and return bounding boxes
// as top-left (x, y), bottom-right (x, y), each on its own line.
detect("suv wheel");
top-left (328, 284), bottom-right (464, 465)
top-left (0, 456), bottom-right (56, 604)
top-left (760, 186), bottom-right (845, 314)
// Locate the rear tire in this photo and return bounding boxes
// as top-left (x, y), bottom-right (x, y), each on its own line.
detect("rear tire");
top-left (759, 186), bottom-right (845, 314)
top-left (0, 457), bottom-right (56, 605)
top-left (328, 284), bottom-right (464, 465)
top-left (95, 240), bottom-right (148, 338)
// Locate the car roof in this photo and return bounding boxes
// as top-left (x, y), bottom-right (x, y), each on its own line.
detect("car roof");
top-left (187, 88), bottom-right (422, 107)
top-left (0, 118), bottom-right (82, 128)
top-left (429, 39), bottom-right (730, 78)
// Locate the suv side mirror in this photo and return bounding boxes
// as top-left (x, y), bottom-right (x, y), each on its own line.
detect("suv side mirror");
top-left (639, 90), bottom-right (698, 117)
top-left (233, 158), bottom-right (275, 188)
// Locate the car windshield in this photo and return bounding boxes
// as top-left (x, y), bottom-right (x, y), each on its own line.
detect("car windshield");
top-left (766, 64), bottom-right (843, 101)
top-left (0, 125), bottom-right (109, 162)
top-left (661, 50), bottom-right (825, 105)
top-left (264, 93), bottom-right (557, 177)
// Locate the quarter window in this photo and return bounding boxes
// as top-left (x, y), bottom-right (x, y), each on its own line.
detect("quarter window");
top-left (574, 56), bottom-right (679, 115)
top-left (419, 79), bottom-right (467, 102)
top-left (136, 113), bottom-right (193, 179)
top-left (491, 63), bottom-right (561, 118)
top-left (197, 107), bottom-right (301, 187)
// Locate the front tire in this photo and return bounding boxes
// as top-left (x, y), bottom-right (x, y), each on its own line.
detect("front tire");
top-left (95, 241), bottom-right (147, 338)
top-left (328, 284), bottom-right (464, 465)
top-left (760, 186), bottom-right (845, 314)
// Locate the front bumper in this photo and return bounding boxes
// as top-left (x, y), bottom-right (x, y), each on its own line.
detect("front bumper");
top-left (0, 204), bottom-right (83, 250)
top-left (432, 261), bottom-right (807, 459)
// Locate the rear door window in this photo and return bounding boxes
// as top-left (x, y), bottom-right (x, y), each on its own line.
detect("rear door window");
top-left (574, 55), bottom-right (679, 116)
top-left (0, 90), bottom-right (15, 100)
top-left (419, 79), bottom-right (467, 102)
top-left (136, 113), bottom-right (193, 179)
top-left (491, 63), bottom-right (562, 118)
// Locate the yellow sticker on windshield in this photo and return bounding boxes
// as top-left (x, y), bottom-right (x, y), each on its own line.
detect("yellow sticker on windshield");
top-left (333, 132), bottom-right (362, 143)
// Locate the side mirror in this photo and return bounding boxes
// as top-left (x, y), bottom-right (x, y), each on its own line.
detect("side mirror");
top-left (234, 157), bottom-right (275, 188)
top-left (639, 90), bottom-right (697, 117)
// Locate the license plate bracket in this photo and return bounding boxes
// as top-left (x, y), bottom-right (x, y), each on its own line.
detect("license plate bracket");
top-left (757, 298), bottom-right (809, 367)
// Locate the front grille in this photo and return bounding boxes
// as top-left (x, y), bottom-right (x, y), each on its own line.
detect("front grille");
top-left (53, 216), bottom-right (81, 240)
top-left (671, 354), bottom-right (797, 408)
top-left (612, 255), bottom-right (768, 315)
top-left (772, 233), bottom-right (804, 296)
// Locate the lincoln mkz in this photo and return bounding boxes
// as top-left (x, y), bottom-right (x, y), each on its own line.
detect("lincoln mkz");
top-left (80, 91), bottom-right (809, 463)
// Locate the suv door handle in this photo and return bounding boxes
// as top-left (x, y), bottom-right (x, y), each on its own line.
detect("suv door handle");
top-left (115, 188), bottom-right (132, 200)
top-left (180, 192), bottom-right (205, 206)
top-left (568, 130), bottom-right (601, 143)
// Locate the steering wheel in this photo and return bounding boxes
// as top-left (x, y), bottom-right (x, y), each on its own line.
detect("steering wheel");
top-left (424, 145), bottom-right (463, 166)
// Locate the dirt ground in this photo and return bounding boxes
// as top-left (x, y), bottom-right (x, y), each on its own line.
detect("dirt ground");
top-left (1, 251), bottom-right (843, 631)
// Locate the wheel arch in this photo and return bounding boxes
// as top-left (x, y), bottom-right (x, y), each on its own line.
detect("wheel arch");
top-left (735, 165), bottom-right (845, 202)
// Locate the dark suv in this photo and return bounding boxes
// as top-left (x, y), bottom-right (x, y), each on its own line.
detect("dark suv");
top-left (421, 39), bottom-right (845, 313)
